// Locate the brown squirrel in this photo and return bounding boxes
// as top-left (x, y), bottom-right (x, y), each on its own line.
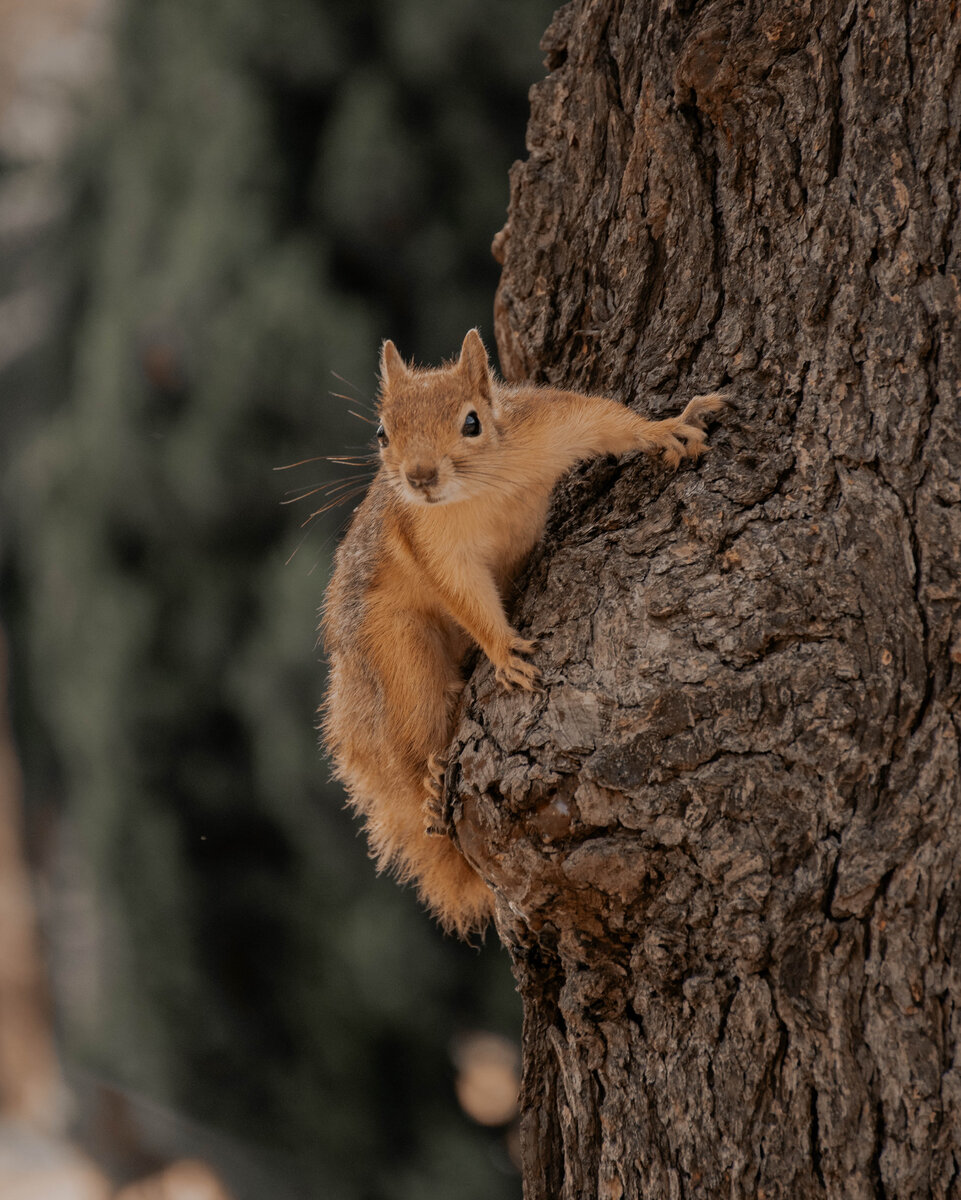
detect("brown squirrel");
top-left (320, 330), bottom-right (724, 936)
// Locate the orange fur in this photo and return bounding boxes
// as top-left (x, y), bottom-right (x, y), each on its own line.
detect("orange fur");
top-left (320, 330), bottom-right (724, 935)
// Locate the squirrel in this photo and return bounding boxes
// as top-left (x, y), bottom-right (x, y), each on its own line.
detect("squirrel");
top-left (320, 330), bottom-right (724, 936)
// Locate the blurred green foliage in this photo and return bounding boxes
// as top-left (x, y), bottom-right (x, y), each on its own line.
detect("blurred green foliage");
top-left (0, 0), bottom-right (556, 1195)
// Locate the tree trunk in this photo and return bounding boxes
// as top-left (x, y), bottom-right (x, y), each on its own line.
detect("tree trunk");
top-left (450, 2), bottom-right (961, 1196)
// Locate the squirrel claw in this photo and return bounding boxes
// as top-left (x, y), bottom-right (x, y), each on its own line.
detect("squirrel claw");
top-left (424, 753), bottom-right (449, 836)
top-left (651, 391), bottom-right (725, 468)
top-left (425, 752), bottom-right (446, 794)
top-left (495, 654), bottom-right (541, 692)
top-left (664, 425), bottom-right (709, 469)
top-left (424, 791), bottom-right (446, 838)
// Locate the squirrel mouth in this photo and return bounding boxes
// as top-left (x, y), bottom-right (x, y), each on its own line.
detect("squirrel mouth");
top-left (404, 486), bottom-right (440, 505)
top-left (403, 481), bottom-right (451, 506)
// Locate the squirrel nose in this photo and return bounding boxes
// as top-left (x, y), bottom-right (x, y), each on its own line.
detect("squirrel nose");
top-left (406, 465), bottom-right (439, 489)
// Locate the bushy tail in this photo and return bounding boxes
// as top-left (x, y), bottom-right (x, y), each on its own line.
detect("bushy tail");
top-left (364, 778), bottom-right (494, 938)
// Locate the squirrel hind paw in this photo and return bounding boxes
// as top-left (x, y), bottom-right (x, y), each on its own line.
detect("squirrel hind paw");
top-left (423, 755), bottom-right (449, 835)
top-left (424, 791), bottom-right (448, 837)
top-left (425, 752), bottom-right (446, 792)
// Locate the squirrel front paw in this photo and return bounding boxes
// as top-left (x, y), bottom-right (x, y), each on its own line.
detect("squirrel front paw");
top-left (666, 392), bottom-right (728, 466)
top-left (493, 637), bottom-right (541, 692)
top-left (641, 391), bottom-right (727, 469)
top-left (659, 423), bottom-right (707, 469)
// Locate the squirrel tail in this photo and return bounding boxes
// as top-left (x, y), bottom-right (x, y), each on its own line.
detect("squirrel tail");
top-left (365, 785), bottom-right (494, 938)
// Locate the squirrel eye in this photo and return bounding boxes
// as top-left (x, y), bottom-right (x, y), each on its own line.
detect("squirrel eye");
top-left (376, 423), bottom-right (389, 446)
top-left (461, 411), bottom-right (481, 438)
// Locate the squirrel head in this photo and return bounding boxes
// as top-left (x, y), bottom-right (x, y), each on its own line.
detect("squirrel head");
top-left (375, 330), bottom-right (501, 507)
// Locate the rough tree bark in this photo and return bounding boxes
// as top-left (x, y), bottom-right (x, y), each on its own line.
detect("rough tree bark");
top-left (447, 2), bottom-right (961, 1196)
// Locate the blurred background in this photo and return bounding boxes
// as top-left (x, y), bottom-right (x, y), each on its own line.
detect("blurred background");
top-left (0, 0), bottom-right (556, 1195)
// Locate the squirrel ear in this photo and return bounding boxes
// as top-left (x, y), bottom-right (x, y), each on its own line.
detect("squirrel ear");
top-left (380, 339), bottom-right (407, 389)
top-left (458, 329), bottom-right (491, 398)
